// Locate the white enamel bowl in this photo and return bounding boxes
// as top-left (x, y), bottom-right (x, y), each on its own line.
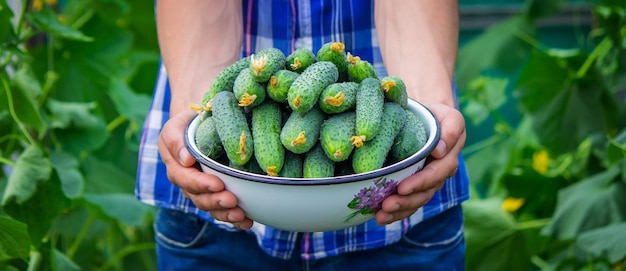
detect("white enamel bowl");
top-left (184, 98), bottom-right (440, 232)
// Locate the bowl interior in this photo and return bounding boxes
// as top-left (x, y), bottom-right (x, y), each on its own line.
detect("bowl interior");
top-left (185, 98), bottom-right (440, 185)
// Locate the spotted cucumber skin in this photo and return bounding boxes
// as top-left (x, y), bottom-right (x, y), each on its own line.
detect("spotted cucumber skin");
top-left (267, 70), bottom-right (299, 103)
top-left (348, 59), bottom-right (378, 83)
top-left (210, 91), bottom-right (254, 166)
top-left (390, 109), bottom-right (428, 162)
top-left (252, 101), bottom-right (285, 175)
top-left (285, 48), bottom-right (316, 73)
top-left (316, 42), bottom-right (348, 82)
top-left (194, 116), bottom-right (224, 159)
top-left (352, 102), bottom-right (406, 173)
top-left (206, 56), bottom-right (250, 102)
top-left (318, 82), bottom-right (358, 114)
top-left (233, 69), bottom-right (267, 107)
top-left (355, 78), bottom-right (384, 141)
top-left (280, 106), bottom-right (326, 154)
top-left (250, 48), bottom-right (286, 83)
top-left (287, 61), bottom-right (338, 113)
top-left (319, 112), bottom-right (356, 162)
top-left (303, 144), bottom-right (335, 178)
top-left (279, 151), bottom-right (303, 178)
top-left (381, 76), bottom-right (408, 109)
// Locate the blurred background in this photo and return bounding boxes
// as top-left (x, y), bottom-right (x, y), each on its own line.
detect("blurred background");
top-left (0, 0), bottom-right (624, 270)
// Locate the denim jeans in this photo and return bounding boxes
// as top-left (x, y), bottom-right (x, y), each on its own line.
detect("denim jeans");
top-left (154, 205), bottom-right (466, 271)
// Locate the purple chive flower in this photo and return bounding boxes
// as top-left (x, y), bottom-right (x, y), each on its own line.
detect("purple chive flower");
top-left (346, 178), bottom-right (399, 220)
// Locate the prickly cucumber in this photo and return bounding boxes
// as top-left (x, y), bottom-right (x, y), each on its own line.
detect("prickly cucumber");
top-left (351, 78), bottom-right (384, 147)
top-left (318, 82), bottom-right (358, 114)
top-left (287, 61), bottom-right (338, 113)
top-left (210, 91), bottom-right (254, 166)
top-left (319, 112), bottom-right (356, 162)
top-left (280, 106), bottom-right (326, 154)
top-left (250, 48), bottom-right (286, 83)
top-left (252, 100), bottom-right (284, 176)
top-left (285, 48), bottom-right (316, 73)
top-left (352, 102), bottom-right (406, 173)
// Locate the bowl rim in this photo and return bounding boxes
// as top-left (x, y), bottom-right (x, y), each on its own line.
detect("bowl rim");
top-left (184, 98), bottom-right (440, 186)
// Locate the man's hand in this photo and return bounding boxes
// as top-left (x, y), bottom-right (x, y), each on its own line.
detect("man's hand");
top-left (375, 102), bottom-right (466, 225)
top-left (158, 110), bottom-right (253, 230)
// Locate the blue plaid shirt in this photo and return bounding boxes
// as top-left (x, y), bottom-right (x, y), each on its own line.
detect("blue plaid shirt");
top-left (136, 0), bottom-right (470, 260)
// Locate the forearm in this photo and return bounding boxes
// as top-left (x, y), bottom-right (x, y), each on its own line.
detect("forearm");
top-left (374, 0), bottom-right (459, 107)
top-left (156, 0), bottom-right (243, 116)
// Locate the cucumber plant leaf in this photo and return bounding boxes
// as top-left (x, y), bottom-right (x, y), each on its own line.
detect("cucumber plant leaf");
top-left (464, 199), bottom-right (531, 271)
top-left (25, 9), bottom-right (93, 42)
top-left (84, 194), bottom-right (155, 227)
top-left (50, 150), bottom-right (84, 199)
top-left (2, 169), bottom-right (71, 247)
top-left (542, 162), bottom-right (626, 240)
top-left (577, 223), bottom-right (626, 263)
top-left (0, 215), bottom-right (30, 261)
top-left (1, 145), bottom-right (51, 204)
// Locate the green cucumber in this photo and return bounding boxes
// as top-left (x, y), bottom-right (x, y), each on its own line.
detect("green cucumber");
top-left (280, 106), bottom-right (325, 154)
top-left (279, 151), bottom-right (303, 178)
top-left (287, 61), bottom-right (338, 113)
top-left (233, 69), bottom-right (266, 107)
top-left (380, 76), bottom-right (408, 109)
top-left (251, 100), bottom-right (284, 176)
top-left (267, 69), bottom-right (299, 103)
top-left (316, 41), bottom-right (349, 82)
top-left (250, 48), bottom-right (286, 83)
top-left (390, 109), bottom-right (428, 162)
top-left (347, 53), bottom-right (378, 83)
top-left (303, 144), bottom-right (335, 178)
top-left (352, 102), bottom-right (406, 173)
top-left (206, 56), bottom-right (251, 103)
top-left (319, 112), bottom-right (356, 162)
top-left (318, 82), bottom-right (358, 114)
top-left (352, 78), bottom-right (384, 147)
top-left (285, 48), bottom-right (316, 73)
top-left (194, 116), bottom-right (224, 159)
top-left (210, 91), bottom-right (254, 166)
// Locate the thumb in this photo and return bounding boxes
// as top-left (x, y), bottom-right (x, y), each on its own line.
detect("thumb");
top-left (160, 110), bottom-right (199, 167)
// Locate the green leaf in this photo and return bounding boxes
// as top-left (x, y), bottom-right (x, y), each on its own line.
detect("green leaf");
top-left (81, 155), bottom-right (135, 194)
top-left (516, 49), bottom-right (616, 154)
top-left (0, 0), bottom-right (15, 43)
top-left (1, 145), bottom-right (51, 204)
top-left (46, 99), bottom-right (109, 155)
top-left (542, 163), bottom-right (626, 240)
top-left (14, 67), bottom-right (42, 100)
top-left (50, 151), bottom-right (84, 199)
top-left (1, 72), bottom-right (47, 138)
top-left (461, 76), bottom-right (509, 125)
top-left (2, 170), bottom-right (71, 247)
top-left (456, 16), bottom-right (534, 88)
top-left (46, 99), bottom-right (99, 129)
top-left (514, 49), bottom-right (580, 113)
top-left (464, 199), bottom-right (531, 271)
top-left (0, 215), bottom-right (30, 261)
top-left (108, 78), bottom-right (151, 123)
top-left (52, 248), bottom-right (80, 271)
top-left (84, 194), bottom-right (155, 226)
top-left (577, 223), bottom-right (626, 263)
top-left (26, 9), bottom-right (93, 42)
top-left (607, 129), bottom-right (626, 166)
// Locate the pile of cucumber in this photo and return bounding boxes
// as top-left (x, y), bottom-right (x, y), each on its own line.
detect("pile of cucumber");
top-left (193, 42), bottom-right (428, 178)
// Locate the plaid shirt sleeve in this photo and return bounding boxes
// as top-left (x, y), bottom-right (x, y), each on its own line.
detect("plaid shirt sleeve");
top-left (136, 0), bottom-right (470, 260)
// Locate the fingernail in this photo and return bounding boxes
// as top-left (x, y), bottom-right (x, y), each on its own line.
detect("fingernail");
top-left (434, 140), bottom-right (447, 157)
top-left (179, 148), bottom-right (191, 165)
top-left (218, 200), bottom-right (227, 208)
top-left (384, 214), bottom-right (393, 224)
top-left (389, 204), bottom-right (400, 212)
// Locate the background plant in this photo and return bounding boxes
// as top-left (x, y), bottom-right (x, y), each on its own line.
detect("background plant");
top-left (457, 0), bottom-right (626, 270)
top-left (0, 0), bottom-right (159, 270)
